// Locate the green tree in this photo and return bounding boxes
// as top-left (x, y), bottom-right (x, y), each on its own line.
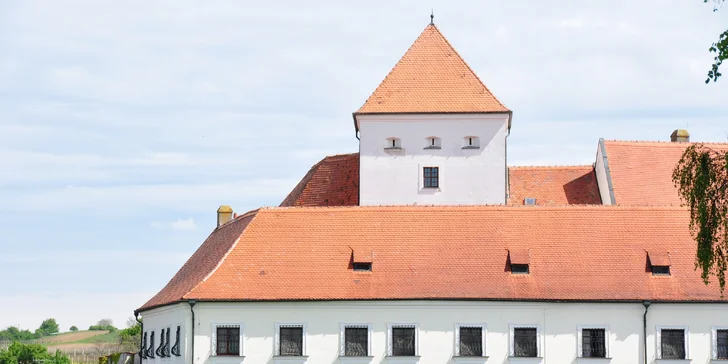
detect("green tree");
top-left (703, 0), bottom-right (728, 83)
top-left (119, 318), bottom-right (142, 352)
top-left (35, 319), bottom-right (59, 337)
top-left (69, 326), bottom-right (78, 332)
top-left (0, 327), bottom-right (39, 341)
top-left (0, 342), bottom-right (70, 364)
top-left (672, 144), bottom-right (728, 292)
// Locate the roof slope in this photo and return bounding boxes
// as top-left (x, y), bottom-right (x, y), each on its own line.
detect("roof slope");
top-left (604, 141), bottom-right (728, 205)
top-left (356, 24), bottom-right (509, 114)
top-left (279, 154), bottom-right (601, 207)
top-left (508, 166), bottom-right (601, 205)
top-left (138, 210), bottom-right (258, 311)
top-left (140, 205), bottom-right (726, 310)
top-left (280, 153), bottom-right (359, 207)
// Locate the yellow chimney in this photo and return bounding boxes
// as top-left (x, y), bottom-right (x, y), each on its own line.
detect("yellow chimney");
top-left (217, 205), bottom-right (233, 227)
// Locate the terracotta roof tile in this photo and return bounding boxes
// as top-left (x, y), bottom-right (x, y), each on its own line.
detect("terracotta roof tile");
top-left (604, 141), bottom-right (728, 205)
top-left (508, 249), bottom-right (530, 265)
top-left (508, 166), bottom-right (602, 205)
top-left (356, 24), bottom-right (509, 114)
top-left (279, 153), bottom-right (359, 207)
top-left (139, 205), bottom-right (726, 311)
top-left (648, 251), bottom-right (671, 266)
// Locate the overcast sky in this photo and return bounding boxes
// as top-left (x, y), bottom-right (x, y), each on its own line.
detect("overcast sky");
top-left (1, 0), bottom-right (727, 331)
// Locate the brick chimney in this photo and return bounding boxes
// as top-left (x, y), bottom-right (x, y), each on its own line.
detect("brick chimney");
top-left (217, 205), bottom-right (233, 227)
top-left (670, 129), bottom-right (690, 142)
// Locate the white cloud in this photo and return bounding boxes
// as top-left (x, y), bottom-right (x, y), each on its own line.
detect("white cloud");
top-left (171, 218), bottom-right (197, 231)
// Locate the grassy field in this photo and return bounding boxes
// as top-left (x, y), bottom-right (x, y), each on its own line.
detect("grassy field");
top-left (37, 330), bottom-right (119, 350)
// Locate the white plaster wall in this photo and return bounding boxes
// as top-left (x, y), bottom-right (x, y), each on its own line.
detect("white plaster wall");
top-left (357, 114), bottom-right (509, 206)
top-left (171, 300), bottom-right (728, 364)
top-left (141, 303), bottom-right (190, 364)
top-left (594, 142), bottom-right (612, 205)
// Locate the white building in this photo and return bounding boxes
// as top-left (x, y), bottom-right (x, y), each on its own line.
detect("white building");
top-left (136, 20), bottom-right (728, 364)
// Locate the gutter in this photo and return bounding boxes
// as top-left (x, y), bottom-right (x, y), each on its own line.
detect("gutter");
top-left (135, 313), bottom-right (143, 364)
top-left (643, 301), bottom-right (651, 364)
top-left (189, 300), bottom-right (196, 364)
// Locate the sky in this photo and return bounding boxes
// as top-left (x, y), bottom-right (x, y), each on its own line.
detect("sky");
top-left (1, 0), bottom-right (727, 332)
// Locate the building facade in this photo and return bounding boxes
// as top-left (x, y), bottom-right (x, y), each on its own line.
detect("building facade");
top-left (137, 20), bottom-right (728, 364)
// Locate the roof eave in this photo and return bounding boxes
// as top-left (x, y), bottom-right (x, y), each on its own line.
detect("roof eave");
top-left (353, 110), bottom-right (513, 135)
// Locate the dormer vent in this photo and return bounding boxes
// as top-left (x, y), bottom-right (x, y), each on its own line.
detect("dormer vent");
top-left (648, 251), bottom-right (671, 276)
top-left (524, 197), bottom-right (537, 205)
top-left (508, 249), bottom-right (530, 274)
top-left (352, 248), bottom-right (373, 272)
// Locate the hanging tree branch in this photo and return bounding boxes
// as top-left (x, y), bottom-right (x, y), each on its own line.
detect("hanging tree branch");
top-left (672, 143), bottom-right (728, 292)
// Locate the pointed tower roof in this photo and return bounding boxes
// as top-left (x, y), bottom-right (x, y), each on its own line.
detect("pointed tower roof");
top-left (355, 24), bottom-right (510, 116)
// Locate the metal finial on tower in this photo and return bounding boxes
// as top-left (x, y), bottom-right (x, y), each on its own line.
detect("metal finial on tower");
top-left (430, 10), bottom-right (434, 25)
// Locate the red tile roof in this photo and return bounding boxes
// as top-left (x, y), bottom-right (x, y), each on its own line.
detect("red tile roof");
top-left (280, 155), bottom-right (601, 207)
top-left (280, 153), bottom-right (359, 207)
top-left (604, 141), bottom-right (728, 206)
top-left (138, 205), bottom-right (725, 312)
top-left (508, 166), bottom-right (602, 205)
top-left (355, 24), bottom-right (509, 115)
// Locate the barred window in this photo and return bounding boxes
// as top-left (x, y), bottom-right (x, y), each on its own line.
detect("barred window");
top-left (513, 328), bottom-right (537, 357)
top-left (280, 327), bottom-right (304, 356)
top-left (156, 329), bottom-right (165, 357)
top-left (140, 332), bottom-right (148, 359)
top-left (344, 327), bottom-right (368, 356)
top-left (661, 329), bottom-right (685, 359)
top-left (171, 326), bottom-right (181, 356)
top-left (216, 327), bottom-right (240, 356)
top-left (148, 331), bottom-right (156, 358)
top-left (718, 329), bottom-right (728, 359)
top-left (459, 327), bottom-right (483, 357)
top-left (582, 329), bottom-right (606, 358)
top-left (423, 167), bottom-right (439, 188)
top-left (392, 327), bottom-right (416, 356)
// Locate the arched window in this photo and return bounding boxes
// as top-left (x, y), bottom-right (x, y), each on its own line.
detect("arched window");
top-left (424, 136), bottom-right (441, 149)
top-left (385, 137), bottom-right (401, 149)
top-left (463, 136), bottom-right (480, 149)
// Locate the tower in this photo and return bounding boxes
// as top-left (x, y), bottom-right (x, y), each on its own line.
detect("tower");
top-left (353, 22), bottom-right (512, 206)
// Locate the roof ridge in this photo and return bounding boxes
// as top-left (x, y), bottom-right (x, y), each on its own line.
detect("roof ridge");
top-left (509, 165), bottom-right (594, 170)
top-left (265, 204), bottom-right (689, 211)
top-left (185, 209), bottom-right (261, 300)
top-left (604, 139), bottom-right (728, 146)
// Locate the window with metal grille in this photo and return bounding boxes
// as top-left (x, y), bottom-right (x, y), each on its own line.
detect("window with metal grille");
top-left (652, 265), bottom-right (670, 275)
top-left (156, 329), bottom-right (165, 357)
top-left (511, 264), bottom-right (529, 274)
top-left (140, 332), bottom-right (148, 359)
top-left (661, 329), bottom-right (685, 359)
top-left (513, 328), bottom-right (537, 357)
top-left (171, 326), bottom-right (181, 356)
top-left (147, 331), bottom-right (155, 358)
top-left (344, 327), bottom-right (368, 356)
top-left (165, 327), bottom-right (171, 356)
top-left (459, 327), bottom-right (483, 357)
top-left (216, 327), bottom-right (240, 356)
top-left (423, 167), bottom-right (439, 188)
top-left (582, 329), bottom-right (606, 358)
top-left (280, 327), bottom-right (303, 356)
top-left (392, 327), bottom-right (416, 356)
top-left (718, 329), bottom-right (728, 359)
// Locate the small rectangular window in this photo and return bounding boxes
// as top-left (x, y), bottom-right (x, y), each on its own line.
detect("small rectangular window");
top-left (513, 328), bottom-right (537, 357)
top-left (459, 327), bottom-right (483, 357)
top-left (391, 327), bottom-right (416, 356)
top-left (423, 167), bottom-right (439, 188)
top-left (353, 262), bottom-right (372, 271)
top-left (652, 265), bottom-right (670, 275)
top-left (718, 329), bottom-right (728, 359)
top-left (280, 327), bottom-right (304, 356)
top-left (344, 327), bottom-right (368, 356)
top-left (582, 328), bottom-right (606, 358)
top-left (216, 326), bottom-right (240, 356)
top-left (661, 329), bottom-right (685, 359)
top-left (511, 264), bottom-right (529, 274)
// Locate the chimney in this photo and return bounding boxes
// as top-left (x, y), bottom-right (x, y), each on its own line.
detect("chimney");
top-left (217, 205), bottom-right (233, 227)
top-left (670, 129), bottom-right (690, 143)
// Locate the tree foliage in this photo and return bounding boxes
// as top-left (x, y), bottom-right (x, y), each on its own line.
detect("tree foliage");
top-left (0, 328), bottom-right (39, 341)
top-left (673, 143), bottom-right (728, 292)
top-left (703, 0), bottom-right (728, 83)
top-left (0, 342), bottom-right (70, 364)
top-left (35, 319), bottom-right (59, 337)
top-left (89, 319), bottom-right (117, 332)
top-left (69, 326), bottom-right (78, 332)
